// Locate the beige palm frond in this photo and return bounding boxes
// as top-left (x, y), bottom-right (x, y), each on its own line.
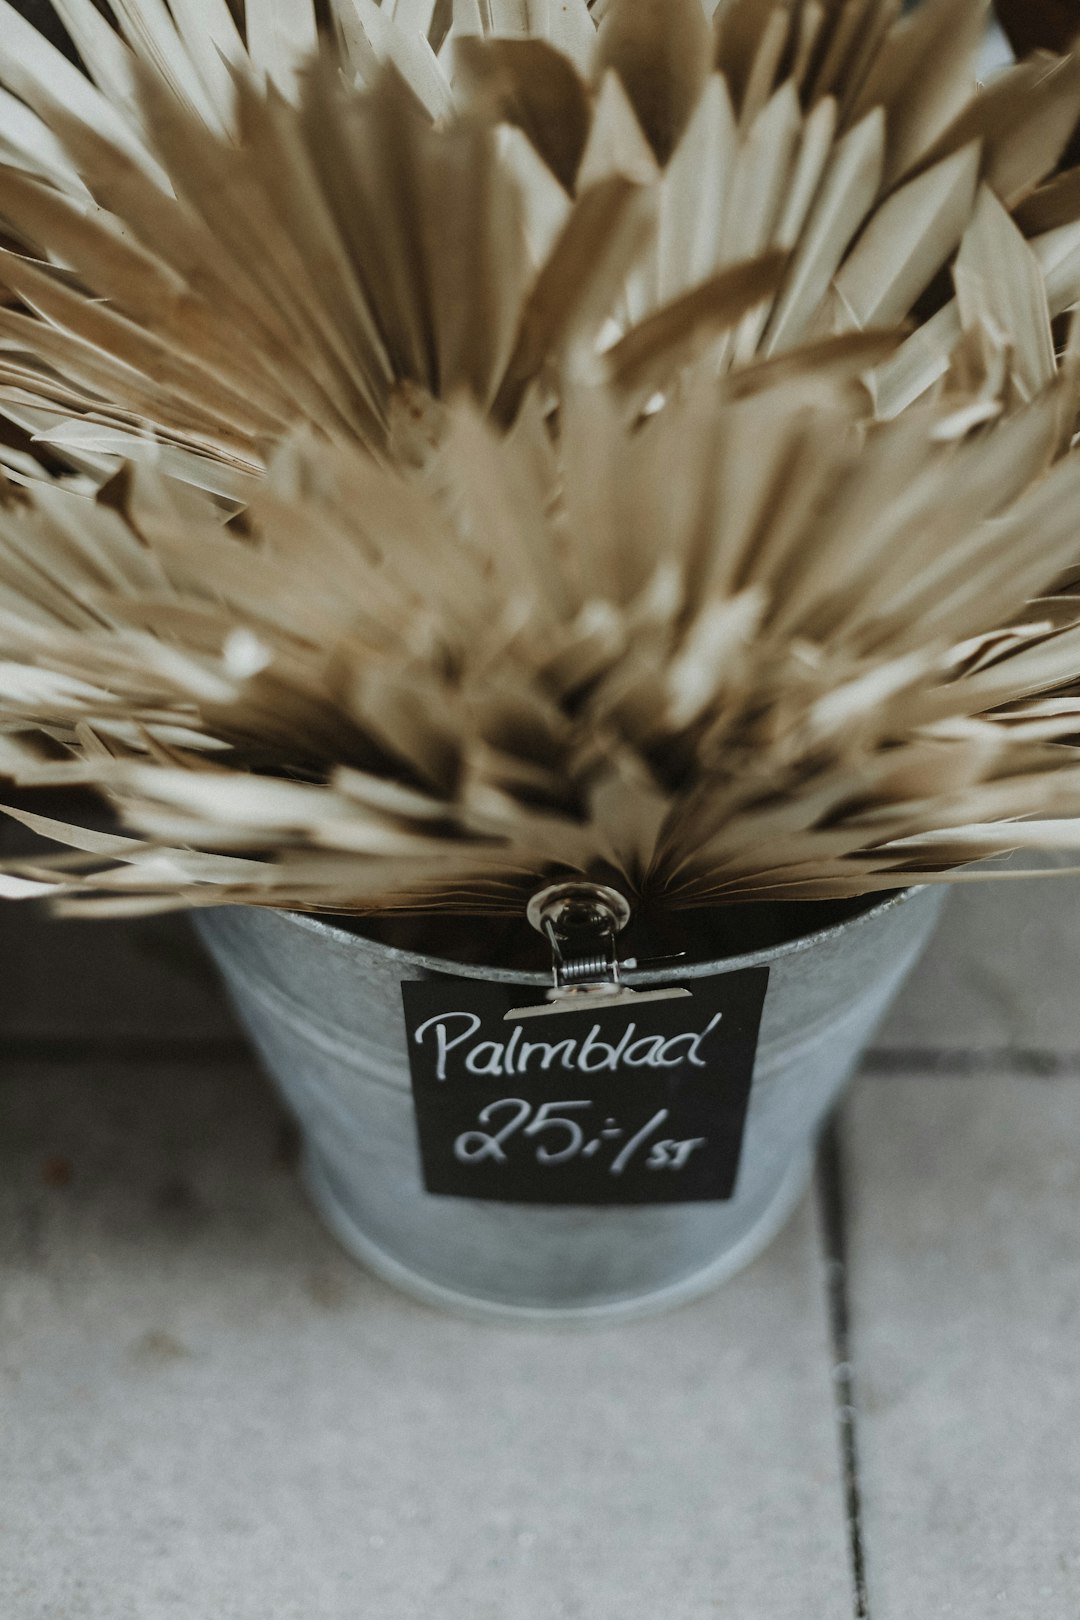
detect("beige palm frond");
top-left (0, 0), bottom-right (1079, 491)
top-left (456, 0), bottom-right (1080, 397)
top-left (0, 15), bottom-right (789, 491)
top-left (5, 358), bottom-right (1080, 918)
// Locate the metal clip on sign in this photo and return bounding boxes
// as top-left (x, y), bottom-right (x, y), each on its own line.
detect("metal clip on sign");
top-left (507, 882), bottom-right (691, 1021)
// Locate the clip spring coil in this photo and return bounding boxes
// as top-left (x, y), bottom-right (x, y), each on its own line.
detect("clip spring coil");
top-left (527, 882), bottom-right (633, 1001)
top-left (511, 882), bottom-right (689, 1020)
top-left (553, 950), bottom-right (614, 987)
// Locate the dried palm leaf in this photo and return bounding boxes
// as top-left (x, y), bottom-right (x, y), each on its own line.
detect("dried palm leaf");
top-left (4, 356), bottom-right (1080, 918)
top-left (1, 1), bottom-right (1080, 489)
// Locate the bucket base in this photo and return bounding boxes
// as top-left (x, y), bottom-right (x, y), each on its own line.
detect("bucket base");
top-left (301, 1146), bottom-right (815, 1326)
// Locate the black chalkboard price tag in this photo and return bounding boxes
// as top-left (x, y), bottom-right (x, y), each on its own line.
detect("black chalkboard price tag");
top-left (400, 969), bottom-right (769, 1206)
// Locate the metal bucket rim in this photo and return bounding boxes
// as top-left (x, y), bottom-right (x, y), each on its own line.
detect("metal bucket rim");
top-left (268, 884), bottom-right (930, 986)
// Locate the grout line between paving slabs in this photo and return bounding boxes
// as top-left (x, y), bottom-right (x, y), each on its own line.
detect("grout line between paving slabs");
top-left (863, 1047), bottom-right (1080, 1078)
top-left (817, 1117), bottom-right (871, 1620)
top-left (0, 1034), bottom-right (251, 1065)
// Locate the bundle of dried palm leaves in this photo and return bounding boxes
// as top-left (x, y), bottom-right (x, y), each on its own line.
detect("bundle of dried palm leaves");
top-left (3, 0), bottom-right (1080, 923)
top-left (5, 342), bottom-right (1080, 917)
top-left (3, 0), bottom-right (1080, 494)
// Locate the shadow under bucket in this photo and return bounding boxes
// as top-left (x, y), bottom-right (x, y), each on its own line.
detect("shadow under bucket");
top-left (195, 886), bottom-right (944, 1322)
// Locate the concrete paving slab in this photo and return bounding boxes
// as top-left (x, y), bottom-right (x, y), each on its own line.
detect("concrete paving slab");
top-left (0, 1057), bottom-right (853, 1620)
top-left (844, 1072), bottom-right (1080, 1620)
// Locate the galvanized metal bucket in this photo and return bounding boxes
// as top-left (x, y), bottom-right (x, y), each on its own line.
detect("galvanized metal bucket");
top-left (195, 887), bottom-right (944, 1321)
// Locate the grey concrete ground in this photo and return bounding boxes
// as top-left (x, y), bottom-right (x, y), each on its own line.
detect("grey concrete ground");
top-left (2, 878), bottom-right (1080, 1619)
